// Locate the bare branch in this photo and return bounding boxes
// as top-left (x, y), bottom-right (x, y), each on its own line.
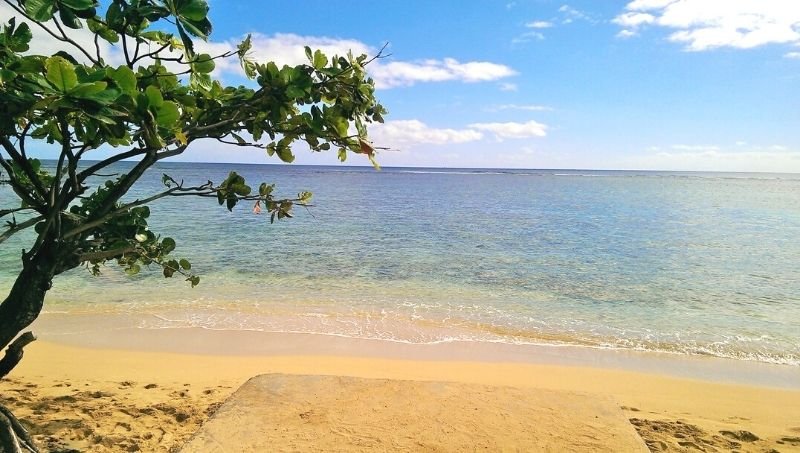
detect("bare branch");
top-left (77, 148), bottom-right (149, 183)
top-left (0, 216), bottom-right (43, 245)
top-left (78, 247), bottom-right (136, 263)
top-left (63, 186), bottom-right (180, 239)
top-left (0, 207), bottom-right (37, 219)
top-left (0, 332), bottom-right (35, 379)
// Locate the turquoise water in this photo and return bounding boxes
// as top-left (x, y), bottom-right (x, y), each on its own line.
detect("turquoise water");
top-left (2, 163), bottom-right (799, 365)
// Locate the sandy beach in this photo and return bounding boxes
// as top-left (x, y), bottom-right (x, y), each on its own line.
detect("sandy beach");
top-left (1, 328), bottom-right (799, 452)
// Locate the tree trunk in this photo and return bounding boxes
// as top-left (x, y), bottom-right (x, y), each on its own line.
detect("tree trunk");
top-left (0, 246), bottom-right (57, 356)
top-left (0, 246), bottom-right (58, 453)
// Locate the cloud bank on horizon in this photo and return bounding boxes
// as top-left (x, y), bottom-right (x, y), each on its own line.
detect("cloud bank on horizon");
top-left (5, 1), bottom-right (799, 172)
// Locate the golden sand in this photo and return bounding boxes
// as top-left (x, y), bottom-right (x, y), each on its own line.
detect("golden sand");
top-left (1, 339), bottom-right (799, 452)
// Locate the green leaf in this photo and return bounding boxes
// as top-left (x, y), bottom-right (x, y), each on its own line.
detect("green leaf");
top-left (125, 264), bottom-right (141, 275)
top-left (177, 0), bottom-right (208, 21)
top-left (6, 21), bottom-right (32, 52)
top-left (313, 49), bottom-right (328, 70)
top-left (258, 183), bottom-right (273, 197)
top-left (331, 116), bottom-right (349, 137)
top-left (88, 17), bottom-right (118, 43)
top-left (277, 146), bottom-right (295, 163)
top-left (58, 7), bottom-right (82, 29)
top-left (162, 237), bottom-right (176, 253)
top-left (60, 0), bottom-right (95, 9)
top-left (191, 54), bottom-right (215, 74)
top-left (179, 258), bottom-right (191, 270)
top-left (0, 69), bottom-right (17, 85)
top-left (45, 56), bottom-right (78, 91)
top-left (109, 66), bottom-right (136, 94)
top-left (189, 72), bottom-right (212, 90)
top-left (180, 17), bottom-right (211, 38)
top-left (69, 81), bottom-right (107, 98)
top-left (84, 88), bottom-right (120, 104)
top-left (145, 85), bottom-right (164, 108)
top-left (156, 101), bottom-right (180, 127)
top-left (23, 0), bottom-right (56, 22)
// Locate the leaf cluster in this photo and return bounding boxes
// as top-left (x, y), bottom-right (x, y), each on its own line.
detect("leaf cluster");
top-left (0, 0), bottom-right (385, 286)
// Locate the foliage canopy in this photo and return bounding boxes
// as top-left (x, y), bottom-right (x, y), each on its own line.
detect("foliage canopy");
top-left (0, 0), bottom-right (385, 448)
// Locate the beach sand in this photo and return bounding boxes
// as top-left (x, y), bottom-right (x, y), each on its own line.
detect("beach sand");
top-left (1, 334), bottom-right (800, 452)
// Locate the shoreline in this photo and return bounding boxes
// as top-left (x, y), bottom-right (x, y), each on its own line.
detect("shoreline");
top-left (3, 327), bottom-right (800, 451)
top-left (31, 316), bottom-right (800, 390)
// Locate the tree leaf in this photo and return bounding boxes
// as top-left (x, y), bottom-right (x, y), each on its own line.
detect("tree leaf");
top-left (23, 0), bottom-right (56, 22)
top-left (145, 85), bottom-right (164, 108)
top-left (191, 53), bottom-right (215, 74)
top-left (6, 21), bottom-right (32, 52)
top-left (161, 237), bottom-right (176, 253)
top-left (156, 101), bottom-right (180, 127)
top-left (69, 81), bottom-right (107, 98)
top-left (277, 146), bottom-right (295, 163)
top-left (313, 49), bottom-right (328, 70)
top-left (176, 0), bottom-right (208, 21)
top-left (58, 7), bottom-right (82, 29)
top-left (45, 56), bottom-right (78, 91)
top-left (109, 66), bottom-right (136, 94)
top-left (59, 0), bottom-right (95, 9)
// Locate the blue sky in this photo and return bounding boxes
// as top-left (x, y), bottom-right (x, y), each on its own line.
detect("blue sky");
top-left (10, 0), bottom-right (800, 171)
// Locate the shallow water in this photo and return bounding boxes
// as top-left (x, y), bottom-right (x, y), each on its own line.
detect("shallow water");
top-left (2, 162), bottom-right (799, 365)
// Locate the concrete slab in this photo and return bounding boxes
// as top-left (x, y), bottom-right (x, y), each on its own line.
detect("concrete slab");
top-left (182, 374), bottom-right (648, 452)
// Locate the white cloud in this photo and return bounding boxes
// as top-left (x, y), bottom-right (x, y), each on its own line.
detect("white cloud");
top-left (369, 120), bottom-right (483, 147)
top-left (499, 82), bottom-right (519, 92)
top-left (198, 34), bottom-right (516, 89)
top-left (512, 31), bottom-right (545, 44)
top-left (785, 51), bottom-right (800, 59)
top-left (369, 118), bottom-right (550, 149)
top-left (558, 5), bottom-right (597, 25)
top-left (626, 148), bottom-right (800, 173)
top-left (489, 104), bottom-right (553, 112)
top-left (526, 21), bottom-right (554, 29)
top-left (613, 12), bottom-right (656, 28)
top-left (614, 0), bottom-right (800, 51)
top-left (670, 144), bottom-right (720, 151)
top-left (468, 120), bottom-right (548, 139)
top-left (623, 143), bottom-right (800, 172)
top-left (370, 58), bottom-right (517, 89)
top-left (617, 29), bottom-right (638, 39)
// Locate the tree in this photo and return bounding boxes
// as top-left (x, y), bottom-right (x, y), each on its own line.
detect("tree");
top-left (0, 0), bottom-right (386, 449)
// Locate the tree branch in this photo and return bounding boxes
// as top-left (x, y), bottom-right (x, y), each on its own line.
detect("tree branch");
top-left (0, 216), bottom-right (43, 245)
top-left (0, 137), bottom-right (47, 201)
top-left (2, 0), bottom-right (99, 66)
top-left (0, 154), bottom-right (44, 213)
top-left (0, 332), bottom-right (35, 379)
top-left (63, 186), bottom-right (180, 239)
top-left (78, 246), bottom-right (136, 263)
top-left (76, 148), bottom-right (149, 183)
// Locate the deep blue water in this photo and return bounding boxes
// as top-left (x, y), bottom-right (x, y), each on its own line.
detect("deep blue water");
top-left (2, 162), bottom-right (799, 364)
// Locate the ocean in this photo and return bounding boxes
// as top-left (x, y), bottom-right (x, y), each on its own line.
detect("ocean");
top-left (2, 162), bottom-right (799, 366)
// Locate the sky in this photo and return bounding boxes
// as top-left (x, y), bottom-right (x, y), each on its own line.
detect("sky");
top-left (8, 0), bottom-right (800, 171)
